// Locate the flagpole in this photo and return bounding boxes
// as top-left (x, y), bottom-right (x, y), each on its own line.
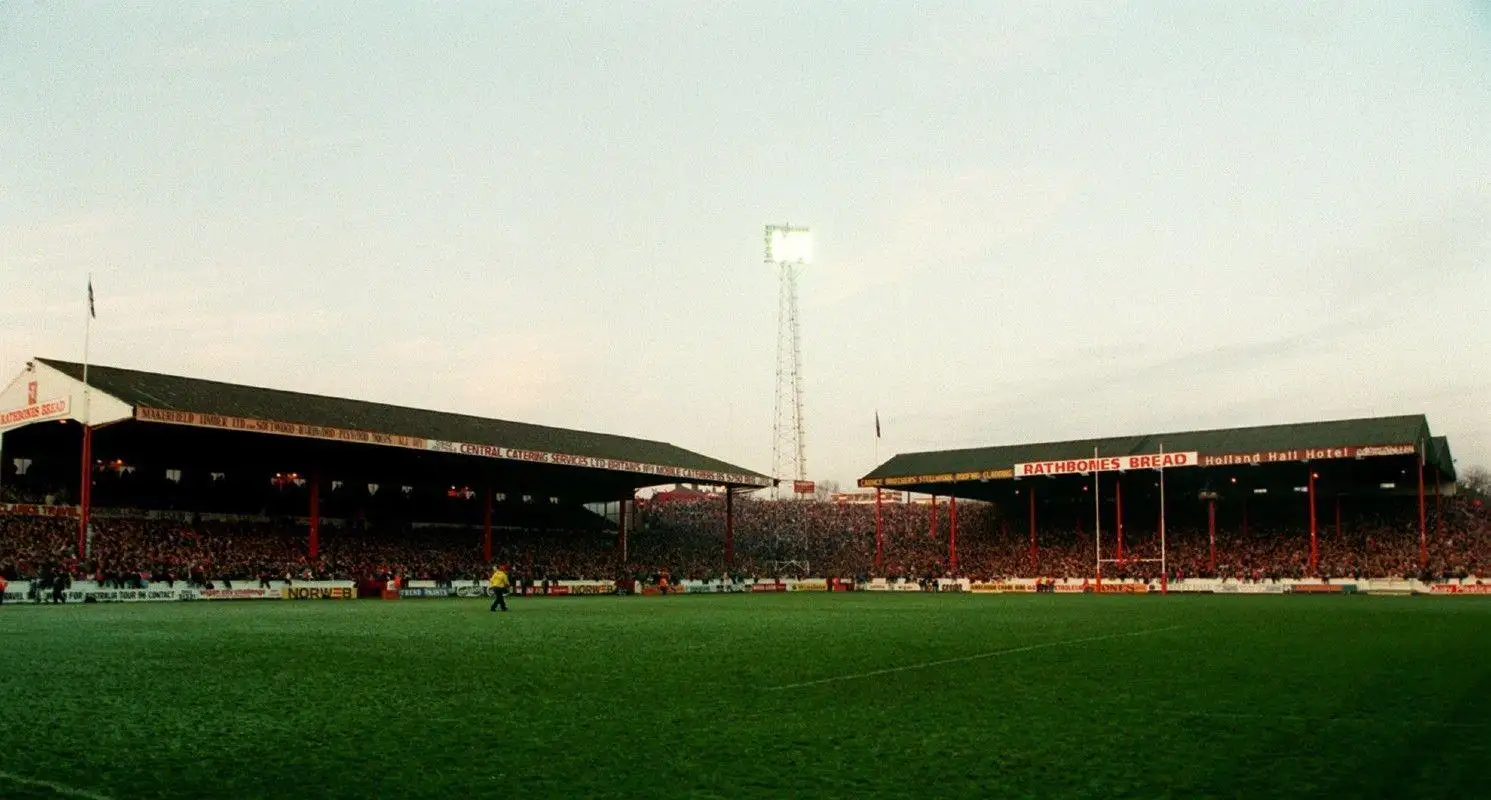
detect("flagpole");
top-left (83, 275), bottom-right (92, 415)
top-left (1094, 446), bottom-right (1102, 588)
top-left (870, 411), bottom-right (876, 575)
top-left (78, 276), bottom-right (94, 561)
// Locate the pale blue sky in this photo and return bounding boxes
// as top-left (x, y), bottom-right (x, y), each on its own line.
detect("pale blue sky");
top-left (3, 2), bottom-right (1488, 485)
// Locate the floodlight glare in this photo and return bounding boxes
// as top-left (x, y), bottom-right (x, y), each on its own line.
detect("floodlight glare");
top-left (765, 225), bottom-right (812, 265)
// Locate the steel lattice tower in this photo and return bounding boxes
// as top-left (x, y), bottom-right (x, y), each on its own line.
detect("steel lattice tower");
top-left (765, 224), bottom-right (811, 494)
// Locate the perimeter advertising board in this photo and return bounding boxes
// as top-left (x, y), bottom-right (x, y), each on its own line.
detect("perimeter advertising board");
top-left (70, 587), bottom-right (196, 603)
top-left (198, 587), bottom-right (282, 601)
top-left (398, 586), bottom-right (489, 599)
top-left (281, 584), bottom-right (358, 600)
top-left (1289, 584), bottom-right (1356, 594)
top-left (516, 581), bottom-right (618, 596)
top-left (1427, 583), bottom-right (1491, 595)
top-left (2, 582), bottom-right (200, 603)
top-left (969, 582), bottom-right (1033, 594)
top-left (567, 581), bottom-right (617, 596)
top-left (1215, 583), bottom-right (1288, 594)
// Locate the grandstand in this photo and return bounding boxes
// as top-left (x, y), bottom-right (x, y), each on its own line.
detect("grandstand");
top-left (860, 416), bottom-right (1458, 579)
top-left (0, 357), bottom-right (768, 577)
top-left (1, 357), bottom-right (1484, 590)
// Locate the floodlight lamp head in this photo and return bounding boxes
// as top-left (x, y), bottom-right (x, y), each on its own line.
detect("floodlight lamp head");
top-left (764, 224), bottom-right (812, 265)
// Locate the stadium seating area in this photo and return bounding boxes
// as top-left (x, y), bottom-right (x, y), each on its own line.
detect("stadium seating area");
top-left (1, 495), bottom-right (1486, 585)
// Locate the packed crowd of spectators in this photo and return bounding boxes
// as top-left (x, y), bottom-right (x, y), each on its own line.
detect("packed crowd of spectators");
top-left (640, 495), bottom-right (1489, 584)
top-left (1, 494), bottom-right (1486, 585)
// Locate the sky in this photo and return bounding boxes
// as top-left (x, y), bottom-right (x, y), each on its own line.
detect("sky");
top-left (3, 2), bottom-right (1489, 488)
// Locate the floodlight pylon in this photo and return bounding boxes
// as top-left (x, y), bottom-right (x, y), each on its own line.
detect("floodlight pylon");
top-left (766, 224), bottom-right (810, 495)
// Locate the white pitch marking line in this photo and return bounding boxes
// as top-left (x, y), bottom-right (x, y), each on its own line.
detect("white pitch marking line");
top-left (0, 770), bottom-right (116, 800)
top-left (1173, 711), bottom-right (1489, 730)
top-left (766, 625), bottom-right (1185, 691)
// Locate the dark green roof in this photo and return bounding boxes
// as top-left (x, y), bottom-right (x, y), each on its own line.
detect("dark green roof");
top-left (40, 358), bottom-right (768, 486)
top-left (1429, 436), bottom-right (1454, 480)
top-left (862, 415), bottom-right (1445, 486)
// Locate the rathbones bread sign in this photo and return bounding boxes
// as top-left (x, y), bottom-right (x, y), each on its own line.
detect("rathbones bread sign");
top-left (1013, 451), bottom-right (1199, 478)
top-left (0, 396), bottom-right (70, 431)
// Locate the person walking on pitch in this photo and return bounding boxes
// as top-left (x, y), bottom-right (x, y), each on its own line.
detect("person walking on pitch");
top-left (489, 564), bottom-right (510, 612)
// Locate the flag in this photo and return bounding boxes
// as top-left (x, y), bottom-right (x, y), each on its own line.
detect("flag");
top-left (88, 279), bottom-right (96, 319)
top-left (875, 411), bottom-right (881, 439)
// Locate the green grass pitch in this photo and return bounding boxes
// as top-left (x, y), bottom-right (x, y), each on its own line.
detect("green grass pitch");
top-left (2, 594), bottom-right (1488, 799)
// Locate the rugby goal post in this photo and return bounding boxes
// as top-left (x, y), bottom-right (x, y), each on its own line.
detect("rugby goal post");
top-left (1094, 444), bottom-right (1170, 594)
top-left (767, 559), bottom-right (810, 579)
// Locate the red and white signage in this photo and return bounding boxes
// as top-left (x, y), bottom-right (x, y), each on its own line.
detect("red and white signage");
top-left (137, 407), bottom-right (427, 449)
top-left (1428, 583), bottom-right (1491, 595)
top-left (793, 480), bottom-right (816, 495)
top-left (0, 396), bottom-right (71, 431)
top-left (135, 405), bottom-right (770, 487)
top-left (0, 503), bottom-right (79, 518)
top-left (426, 439), bottom-right (769, 487)
top-left (198, 587), bottom-right (282, 601)
top-left (1200, 444), bottom-right (1416, 467)
top-left (1013, 451), bottom-right (1198, 478)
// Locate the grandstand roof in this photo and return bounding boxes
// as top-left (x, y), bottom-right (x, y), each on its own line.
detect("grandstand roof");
top-left (860, 415), bottom-right (1453, 491)
top-left (34, 358), bottom-right (770, 488)
top-left (1429, 436), bottom-right (1453, 479)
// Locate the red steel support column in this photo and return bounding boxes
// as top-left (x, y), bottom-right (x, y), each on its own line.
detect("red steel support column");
top-left (309, 471), bottom-right (321, 560)
top-left (483, 488), bottom-right (493, 562)
top-left (78, 424), bottom-right (93, 560)
top-left (1092, 471), bottom-right (1100, 590)
top-left (1335, 496), bottom-right (1341, 539)
top-left (1115, 479), bottom-right (1124, 564)
top-left (1307, 471), bottom-right (1317, 575)
top-left (1418, 455), bottom-right (1427, 570)
top-left (725, 489), bottom-right (735, 566)
top-left (1028, 488), bottom-right (1037, 569)
top-left (1242, 496), bottom-right (1249, 539)
top-left (1434, 473), bottom-right (1442, 542)
top-left (1202, 498), bottom-right (1213, 575)
top-left (1157, 497), bottom-right (1163, 554)
top-left (948, 495), bottom-right (959, 574)
top-left (873, 488), bottom-right (884, 573)
top-left (619, 499), bottom-right (628, 563)
top-left (929, 495), bottom-right (937, 539)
